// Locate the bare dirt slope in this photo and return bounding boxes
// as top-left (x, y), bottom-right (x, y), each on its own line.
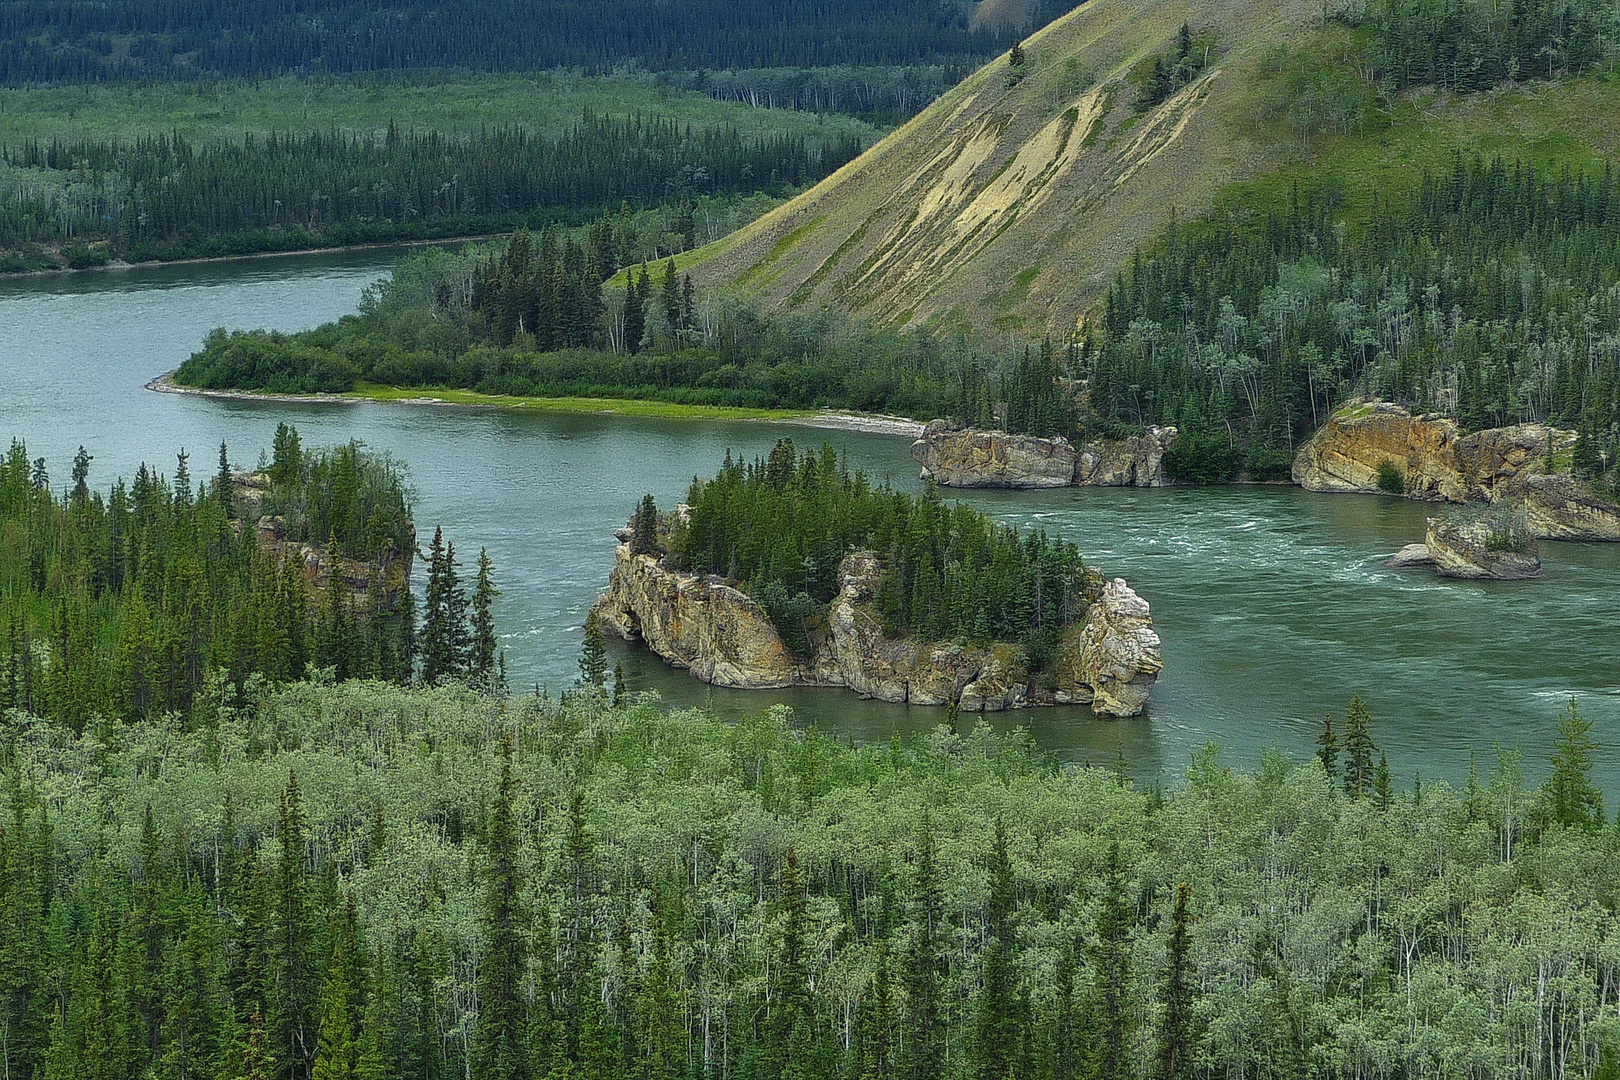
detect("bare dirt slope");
top-left (688, 0), bottom-right (1319, 338)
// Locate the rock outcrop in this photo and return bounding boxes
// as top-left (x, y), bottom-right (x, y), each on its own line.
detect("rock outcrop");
top-left (911, 420), bottom-right (1177, 489)
top-left (910, 421), bottom-right (1076, 488)
top-left (1424, 515), bottom-right (1543, 580)
top-left (593, 541), bottom-right (1163, 716)
top-left (1293, 402), bottom-right (1620, 540)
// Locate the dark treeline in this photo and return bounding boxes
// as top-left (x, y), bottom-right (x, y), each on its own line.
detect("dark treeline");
top-left (1, 681), bottom-right (1616, 1080)
top-left (1, 118), bottom-right (861, 263)
top-left (0, 0), bottom-right (1074, 86)
top-left (1336, 0), bottom-right (1610, 92)
top-left (0, 427), bottom-right (500, 728)
top-left (1087, 155), bottom-right (1620, 483)
top-left (174, 238), bottom-right (1071, 421)
top-left (666, 438), bottom-right (1089, 659)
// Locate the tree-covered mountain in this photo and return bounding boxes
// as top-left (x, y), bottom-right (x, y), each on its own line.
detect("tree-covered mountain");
top-left (0, 0), bottom-right (1078, 85)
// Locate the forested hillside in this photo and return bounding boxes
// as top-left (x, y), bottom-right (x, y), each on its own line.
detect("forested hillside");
top-left (1085, 156), bottom-right (1620, 481)
top-left (0, 0), bottom-right (1077, 85)
top-left (0, 119), bottom-right (861, 268)
top-left (171, 237), bottom-right (1063, 418)
top-left (0, 680), bottom-right (1615, 1080)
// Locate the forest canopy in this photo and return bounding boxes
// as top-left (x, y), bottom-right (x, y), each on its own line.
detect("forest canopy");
top-left (667, 438), bottom-right (1090, 658)
top-left (0, 679), bottom-right (1614, 1080)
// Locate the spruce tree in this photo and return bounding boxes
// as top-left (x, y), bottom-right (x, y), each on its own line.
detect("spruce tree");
top-left (217, 441), bottom-right (235, 510)
top-left (1315, 714), bottom-right (1338, 785)
top-left (472, 744), bottom-right (528, 1080)
top-left (470, 548), bottom-right (500, 687)
top-left (901, 814), bottom-right (945, 1080)
top-left (768, 848), bottom-right (815, 1080)
top-left (311, 964), bottom-right (356, 1080)
top-left (272, 774), bottom-right (317, 1080)
top-left (579, 616), bottom-right (607, 690)
top-left (630, 494), bottom-right (659, 556)
top-left (420, 528), bottom-right (466, 683)
top-left (1088, 842), bottom-right (1132, 1080)
top-left (1342, 696), bottom-right (1376, 799)
top-left (1544, 698), bottom-right (1605, 828)
top-left (974, 820), bottom-right (1021, 1080)
top-left (1157, 884), bottom-right (1194, 1080)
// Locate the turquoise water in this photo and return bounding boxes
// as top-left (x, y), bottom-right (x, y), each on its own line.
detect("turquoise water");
top-left (3, 251), bottom-right (1617, 791)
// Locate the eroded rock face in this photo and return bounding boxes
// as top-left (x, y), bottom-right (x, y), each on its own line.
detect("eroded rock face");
top-left (911, 419), bottom-right (1177, 488)
top-left (1424, 517), bottom-right (1542, 580)
top-left (1061, 579), bottom-right (1163, 716)
top-left (1292, 402), bottom-right (1620, 540)
top-left (593, 546), bottom-right (800, 688)
top-left (1074, 426), bottom-right (1179, 487)
top-left (911, 420), bottom-right (1075, 488)
top-left (594, 543), bottom-right (1162, 716)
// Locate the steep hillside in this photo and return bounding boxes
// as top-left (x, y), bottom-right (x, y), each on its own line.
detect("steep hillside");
top-left (688, 0), bottom-right (1322, 336)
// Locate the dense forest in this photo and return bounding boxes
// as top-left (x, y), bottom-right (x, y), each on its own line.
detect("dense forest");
top-left (664, 439), bottom-right (1089, 658)
top-left (0, 0), bottom-right (1080, 85)
top-left (1087, 156), bottom-right (1620, 483)
top-left (0, 679), bottom-right (1615, 1080)
top-left (0, 428), bottom-right (499, 727)
top-left (173, 237), bottom-right (1075, 421)
top-left (0, 119), bottom-right (861, 266)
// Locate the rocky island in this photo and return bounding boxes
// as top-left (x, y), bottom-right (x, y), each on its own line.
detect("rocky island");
top-left (593, 440), bottom-right (1162, 716)
top-left (912, 419), bottom-right (1179, 489)
top-left (1388, 505), bottom-right (1543, 581)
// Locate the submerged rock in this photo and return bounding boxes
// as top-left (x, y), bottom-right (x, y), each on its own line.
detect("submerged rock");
top-left (593, 538), bottom-right (1163, 716)
top-left (911, 419), bottom-right (1177, 489)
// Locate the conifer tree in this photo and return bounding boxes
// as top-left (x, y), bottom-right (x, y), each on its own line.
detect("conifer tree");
top-left (630, 494), bottom-right (659, 556)
top-left (612, 661), bottom-right (625, 706)
top-left (311, 964), bottom-right (356, 1080)
top-left (472, 744), bottom-right (528, 1080)
top-left (470, 548), bottom-right (500, 687)
top-left (1088, 842), bottom-right (1132, 1080)
top-left (974, 819), bottom-right (1021, 1080)
top-left (421, 527), bottom-right (467, 684)
top-left (218, 441), bottom-right (235, 510)
top-left (768, 848), bottom-right (815, 1080)
top-left (579, 616), bottom-right (607, 690)
top-left (1342, 696), bottom-right (1376, 799)
top-left (1157, 884), bottom-right (1194, 1080)
top-left (1315, 714), bottom-right (1338, 785)
top-left (273, 774), bottom-right (317, 1080)
top-left (1544, 698), bottom-right (1605, 829)
top-left (901, 814), bottom-right (945, 1080)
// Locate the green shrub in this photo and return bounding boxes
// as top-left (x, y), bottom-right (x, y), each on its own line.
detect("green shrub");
top-left (1164, 431), bottom-right (1238, 484)
top-left (1245, 443), bottom-right (1295, 482)
top-left (1376, 459), bottom-right (1406, 494)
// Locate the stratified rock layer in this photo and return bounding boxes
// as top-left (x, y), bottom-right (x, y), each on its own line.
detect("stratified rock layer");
top-left (1424, 518), bottom-right (1543, 580)
top-left (593, 545), bottom-right (1162, 716)
top-left (911, 420), bottom-right (1177, 489)
top-left (1292, 402), bottom-right (1620, 540)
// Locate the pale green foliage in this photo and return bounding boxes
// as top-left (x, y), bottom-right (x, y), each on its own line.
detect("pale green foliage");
top-left (3, 683), bottom-right (1618, 1076)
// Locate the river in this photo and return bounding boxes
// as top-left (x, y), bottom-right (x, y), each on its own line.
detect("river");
top-left (3, 250), bottom-right (1617, 792)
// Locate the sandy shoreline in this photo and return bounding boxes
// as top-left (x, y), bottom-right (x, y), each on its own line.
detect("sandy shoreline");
top-left (145, 373), bottom-right (925, 436)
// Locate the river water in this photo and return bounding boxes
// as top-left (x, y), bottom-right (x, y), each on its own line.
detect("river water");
top-left (3, 250), bottom-right (1617, 792)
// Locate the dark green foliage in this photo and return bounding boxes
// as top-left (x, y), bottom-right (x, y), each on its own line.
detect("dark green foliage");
top-left (1136, 24), bottom-right (1212, 110)
top-left (1542, 699), bottom-right (1605, 829)
top-left (0, 436), bottom-right (413, 725)
top-left (1091, 157), bottom-right (1620, 463)
top-left (0, 0), bottom-right (1056, 88)
top-left (473, 747), bottom-right (529, 1080)
top-left (0, 681), bottom-right (1615, 1080)
top-left (1343, 695), bottom-right (1376, 799)
top-left (578, 617), bottom-right (608, 691)
top-left (673, 439), bottom-right (1089, 658)
top-left (1162, 431), bottom-right (1238, 484)
top-left (1157, 883), bottom-right (1194, 1080)
top-left (0, 122), bottom-right (863, 262)
top-left (630, 495), bottom-right (660, 557)
top-left (470, 548), bottom-right (502, 689)
top-left (172, 236), bottom-right (1070, 423)
top-left (1376, 459), bottom-right (1406, 495)
top-left (1316, 714), bottom-right (1338, 784)
top-left (420, 528), bottom-right (469, 685)
top-left (1339, 0), bottom-right (1608, 92)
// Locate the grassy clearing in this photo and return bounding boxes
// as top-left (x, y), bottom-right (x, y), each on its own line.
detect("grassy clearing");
top-left (0, 73), bottom-right (883, 145)
top-left (348, 383), bottom-right (816, 419)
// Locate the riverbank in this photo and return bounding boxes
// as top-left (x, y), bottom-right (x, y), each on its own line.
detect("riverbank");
top-left (0, 235), bottom-right (502, 281)
top-left (147, 372), bottom-right (927, 433)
